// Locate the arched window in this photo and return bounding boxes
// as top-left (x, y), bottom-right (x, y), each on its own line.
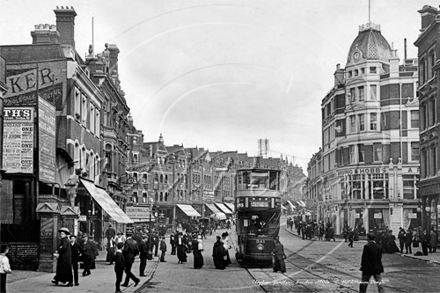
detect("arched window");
top-left (154, 192), bottom-right (159, 203)
top-left (165, 175), bottom-right (168, 183)
top-left (142, 191), bottom-right (147, 203)
top-left (160, 174), bottom-right (164, 183)
top-left (165, 192), bottom-right (168, 202)
top-left (160, 192), bottom-right (163, 202)
top-left (132, 191), bottom-right (138, 203)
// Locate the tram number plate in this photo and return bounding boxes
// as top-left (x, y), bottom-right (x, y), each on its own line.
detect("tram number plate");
top-left (256, 239), bottom-right (265, 244)
top-left (251, 201), bottom-right (268, 207)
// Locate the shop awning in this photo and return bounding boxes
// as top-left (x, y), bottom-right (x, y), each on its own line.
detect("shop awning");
top-left (80, 179), bottom-right (133, 224)
top-left (205, 203), bottom-right (222, 215)
top-left (177, 204), bottom-right (201, 217)
top-left (210, 212), bottom-right (227, 220)
top-left (297, 200), bottom-right (306, 207)
top-left (224, 202), bottom-right (235, 212)
top-left (287, 200), bottom-right (296, 209)
top-left (215, 203), bottom-right (232, 214)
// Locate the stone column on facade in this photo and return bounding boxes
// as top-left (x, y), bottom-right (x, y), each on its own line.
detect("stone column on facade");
top-left (364, 206), bottom-right (369, 235)
top-left (388, 158), bottom-right (395, 200)
top-left (36, 203), bottom-right (61, 273)
top-left (397, 158), bottom-right (403, 200)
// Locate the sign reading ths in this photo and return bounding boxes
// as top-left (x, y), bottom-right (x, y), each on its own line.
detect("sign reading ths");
top-left (3, 107), bottom-right (34, 174)
top-left (38, 97), bottom-right (56, 182)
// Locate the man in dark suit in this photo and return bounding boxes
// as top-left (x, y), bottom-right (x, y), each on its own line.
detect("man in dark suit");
top-left (114, 242), bottom-right (125, 293)
top-left (360, 233), bottom-right (384, 293)
top-left (170, 232), bottom-right (176, 255)
top-left (70, 235), bottom-right (82, 286)
top-left (121, 235), bottom-right (140, 287)
top-left (404, 229), bottom-right (413, 254)
top-left (139, 234), bottom-right (149, 276)
top-left (80, 234), bottom-right (94, 277)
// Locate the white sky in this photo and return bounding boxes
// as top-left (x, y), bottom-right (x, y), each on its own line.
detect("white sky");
top-left (0, 0), bottom-right (433, 173)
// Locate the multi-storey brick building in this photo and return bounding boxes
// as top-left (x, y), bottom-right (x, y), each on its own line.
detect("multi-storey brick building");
top-left (314, 21), bottom-right (420, 235)
top-left (415, 5), bottom-right (440, 243)
top-left (0, 6), bottom-right (132, 272)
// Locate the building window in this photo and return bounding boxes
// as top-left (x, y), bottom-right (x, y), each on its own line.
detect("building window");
top-left (403, 175), bottom-right (416, 200)
top-left (410, 110), bottom-right (419, 128)
top-left (370, 85), bottom-right (377, 100)
top-left (411, 142), bottom-right (420, 161)
top-left (132, 191), bottom-right (138, 203)
top-left (350, 116), bottom-right (356, 133)
top-left (359, 114), bottom-right (365, 131)
top-left (349, 145), bottom-right (355, 164)
top-left (350, 88), bottom-right (356, 102)
top-left (419, 59), bottom-right (425, 85)
top-left (373, 144), bottom-right (382, 162)
top-left (370, 67), bottom-right (377, 74)
top-left (74, 88), bottom-right (81, 118)
top-left (142, 173), bottom-right (148, 183)
top-left (142, 192), bottom-right (147, 203)
top-left (359, 86), bottom-right (364, 101)
top-left (358, 144), bottom-right (365, 163)
top-left (90, 105), bottom-right (95, 134)
top-left (95, 110), bottom-right (100, 136)
top-left (370, 113), bottom-right (377, 130)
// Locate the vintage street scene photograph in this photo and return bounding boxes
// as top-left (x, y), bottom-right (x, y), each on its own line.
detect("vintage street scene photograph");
top-left (0, 0), bottom-right (440, 292)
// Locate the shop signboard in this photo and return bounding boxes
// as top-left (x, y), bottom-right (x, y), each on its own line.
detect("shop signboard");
top-left (374, 213), bottom-right (382, 219)
top-left (38, 96), bottom-right (56, 182)
top-left (2, 107), bottom-right (34, 174)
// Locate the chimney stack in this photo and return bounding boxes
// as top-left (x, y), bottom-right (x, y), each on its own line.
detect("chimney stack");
top-left (54, 6), bottom-right (77, 49)
top-left (418, 5), bottom-right (438, 31)
top-left (31, 24), bottom-right (60, 44)
top-left (334, 64), bottom-right (345, 86)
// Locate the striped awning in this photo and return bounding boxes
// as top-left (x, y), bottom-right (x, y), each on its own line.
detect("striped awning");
top-left (215, 203), bottom-right (232, 214)
top-left (224, 202), bottom-right (235, 212)
top-left (80, 179), bottom-right (133, 224)
top-left (177, 204), bottom-right (201, 217)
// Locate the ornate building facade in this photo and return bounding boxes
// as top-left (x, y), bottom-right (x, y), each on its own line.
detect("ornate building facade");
top-left (312, 21), bottom-right (420, 235)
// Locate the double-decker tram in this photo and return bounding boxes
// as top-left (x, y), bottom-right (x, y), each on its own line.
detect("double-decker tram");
top-left (234, 168), bottom-right (282, 266)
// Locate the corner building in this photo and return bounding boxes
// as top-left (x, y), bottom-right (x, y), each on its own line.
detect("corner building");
top-left (319, 22), bottom-right (420, 235)
top-left (415, 5), bottom-right (440, 243)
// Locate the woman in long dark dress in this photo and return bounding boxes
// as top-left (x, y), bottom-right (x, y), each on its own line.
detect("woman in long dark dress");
top-left (212, 236), bottom-right (226, 270)
top-left (52, 227), bottom-right (73, 286)
top-left (176, 232), bottom-right (187, 264)
top-left (192, 235), bottom-right (204, 269)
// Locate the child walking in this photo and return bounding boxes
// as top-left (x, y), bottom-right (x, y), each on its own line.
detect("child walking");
top-left (0, 244), bottom-right (12, 293)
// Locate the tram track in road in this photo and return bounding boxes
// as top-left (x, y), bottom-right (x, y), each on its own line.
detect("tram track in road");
top-left (245, 242), bottom-right (362, 293)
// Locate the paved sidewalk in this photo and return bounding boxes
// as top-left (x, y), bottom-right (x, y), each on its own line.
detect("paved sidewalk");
top-left (7, 253), bottom-right (160, 293)
top-left (284, 226), bottom-right (440, 265)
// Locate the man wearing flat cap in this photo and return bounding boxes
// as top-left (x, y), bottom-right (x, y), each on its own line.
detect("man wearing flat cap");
top-left (52, 227), bottom-right (73, 286)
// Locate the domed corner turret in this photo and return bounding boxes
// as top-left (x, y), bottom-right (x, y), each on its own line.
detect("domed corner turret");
top-left (345, 22), bottom-right (393, 68)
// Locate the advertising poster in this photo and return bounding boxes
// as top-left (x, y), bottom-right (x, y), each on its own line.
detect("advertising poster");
top-left (38, 96), bottom-right (56, 182)
top-left (3, 107), bottom-right (34, 174)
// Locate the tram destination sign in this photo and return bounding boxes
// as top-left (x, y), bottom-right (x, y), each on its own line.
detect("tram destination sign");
top-left (251, 201), bottom-right (268, 208)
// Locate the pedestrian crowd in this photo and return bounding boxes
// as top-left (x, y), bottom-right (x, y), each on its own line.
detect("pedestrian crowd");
top-left (287, 217), bottom-right (337, 242)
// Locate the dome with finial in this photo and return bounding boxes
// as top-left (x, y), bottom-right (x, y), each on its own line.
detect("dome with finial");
top-left (158, 133), bottom-right (164, 144)
top-left (346, 23), bottom-right (392, 67)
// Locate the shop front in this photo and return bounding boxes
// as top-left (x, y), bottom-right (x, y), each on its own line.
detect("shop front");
top-left (77, 178), bottom-right (133, 248)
